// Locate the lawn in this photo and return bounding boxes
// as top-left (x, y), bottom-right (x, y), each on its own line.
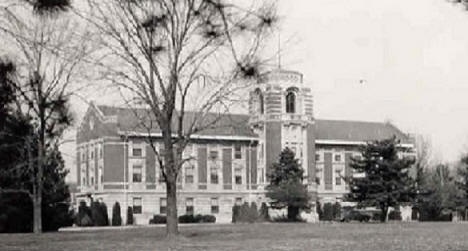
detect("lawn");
top-left (1, 222), bottom-right (467, 251)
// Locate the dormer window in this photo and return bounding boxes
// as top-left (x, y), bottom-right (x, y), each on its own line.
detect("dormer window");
top-left (286, 91), bottom-right (296, 113)
top-left (89, 118), bottom-right (95, 130)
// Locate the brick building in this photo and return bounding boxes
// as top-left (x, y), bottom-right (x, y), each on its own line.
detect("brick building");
top-left (75, 69), bottom-right (415, 224)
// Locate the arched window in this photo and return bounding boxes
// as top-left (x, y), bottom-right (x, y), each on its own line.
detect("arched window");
top-left (258, 92), bottom-right (264, 114)
top-left (254, 88), bottom-right (264, 114)
top-left (286, 91), bottom-right (296, 113)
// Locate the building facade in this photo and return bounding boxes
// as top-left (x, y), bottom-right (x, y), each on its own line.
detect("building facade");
top-left (75, 69), bottom-right (415, 224)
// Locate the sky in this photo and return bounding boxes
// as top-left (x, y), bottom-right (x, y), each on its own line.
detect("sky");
top-left (62, 0), bottom-right (468, 182)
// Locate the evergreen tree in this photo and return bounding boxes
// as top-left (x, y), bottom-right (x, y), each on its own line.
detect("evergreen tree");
top-left (457, 155), bottom-right (468, 219)
top-left (266, 148), bottom-right (310, 221)
top-left (127, 207), bottom-right (134, 225)
top-left (346, 137), bottom-right (416, 222)
top-left (418, 164), bottom-right (458, 221)
top-left (112, 202), bottom-right (122, 226)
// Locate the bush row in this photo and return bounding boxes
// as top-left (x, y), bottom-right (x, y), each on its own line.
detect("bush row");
top-left (232, 202), bottom-right (269, 223)
top-left (149, 214), bottom-right (216, 224)
top-left (317, 202), bottom-right (341, 221)
top-left (75, 200), bottom-right (110, 227)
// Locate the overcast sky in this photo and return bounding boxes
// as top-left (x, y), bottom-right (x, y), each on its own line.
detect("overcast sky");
top-left (276, 0), bottom-right (468, 162)
top-left (62, 0), bottom-right (468, 182)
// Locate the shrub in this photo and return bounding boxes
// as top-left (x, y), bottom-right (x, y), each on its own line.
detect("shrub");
top-left (43, 203), bottom-right (74, 231)
top-left (91, 201), bottom-right (107, 226)
top-left (372, 212), bottom-right (382, 221)
top-left (127, 207), bottom-right (134, 225)
top-left (316, 201), bottom-right (323, 220)
top-left (201, 214), bottom-right (216, 223)
top-left (247, 202), bottom-right (259, 223)
top-left (232, 202), bottom-right (262, 223)
top-left (272, 215), bottom-right (305, 223)
top-left (112, 202), bottom-right (122, 226)
top-left (0, 192), bottom-right (33, 233)
top-left (259, 202), bottom-right (270, 221)
top-left (388, 210), bottom-right (402, 221)
top-left (232, 205), bottom-right (240, 223)
top-left (342, 210), bottom-right (371, 222)
top-left (149, 215), bottom-right (167, 224)
top-left (239, 202), bottom-right (250, 222)
top-left (178, 214), bottom-right (196, 223)
top-left (76, 201), bottom-right (93, 227)
top-left (332, 202), bottom-right (341, 220)
top-left (322, 203), bottom-right (334, 221)
top-left (177, 214), bottom-right (216, 223)
top-left (80, 214), bottom-right (93, 227)
top-left (100, 202), bottom-right (109, 226)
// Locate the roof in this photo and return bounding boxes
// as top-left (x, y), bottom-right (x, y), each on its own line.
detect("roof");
top-left (315, 119), bottom-right (412, 144)
top-left (96, 105), bottom-right (257, 138)
top-left (94, 105), bottom-right (411, 143)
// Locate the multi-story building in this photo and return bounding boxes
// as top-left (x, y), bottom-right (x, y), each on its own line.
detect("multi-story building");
top-left (75, 69), bottom-right (415, 224)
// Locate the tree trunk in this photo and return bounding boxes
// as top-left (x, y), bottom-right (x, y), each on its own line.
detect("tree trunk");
top-left (162, 131), bottom-right (178, 238)
top-left (28, 137), bottom-right (42, 234)
top-left (287, 206), bottom-right (299, 221)
top-left (33, 138), bottom-right (44, 234)
top-left (166, 177), bottom-right (178, 237)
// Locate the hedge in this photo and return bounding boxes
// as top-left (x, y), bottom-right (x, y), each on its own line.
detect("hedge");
top-left (148, 214), bottom-right (216, 224)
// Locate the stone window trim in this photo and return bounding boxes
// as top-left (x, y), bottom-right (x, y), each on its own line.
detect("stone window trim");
top-left (133, 197), bottom-right (142, 214)
top-left (211, 197), bottom-right (219, 214)
top-left (186, 198), bottom-right (194, 215)
top-left (160, 198), bottom-right (167, 214)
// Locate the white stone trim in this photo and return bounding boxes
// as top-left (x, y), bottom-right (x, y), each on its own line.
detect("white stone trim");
top-left (316, 139), bottom-right (413, 148)
top-left (117, 131), bottom-right (258, 142)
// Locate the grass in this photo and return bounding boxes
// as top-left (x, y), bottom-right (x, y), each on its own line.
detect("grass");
top-left (1, 222), bottom-right (468, 251)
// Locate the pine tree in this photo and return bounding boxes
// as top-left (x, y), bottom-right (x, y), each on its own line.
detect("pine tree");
top-left (457, 155), bottom-right (468, 220)
top-left (266, 148), bottom-right (310, 221)
top-left (112, 202), bottom-right (122, 226)
top-left (346, 137), bottom-right (416, 222)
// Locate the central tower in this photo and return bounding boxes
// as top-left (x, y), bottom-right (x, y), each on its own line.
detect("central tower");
top-left (249, 69), bottom-right (317, 219)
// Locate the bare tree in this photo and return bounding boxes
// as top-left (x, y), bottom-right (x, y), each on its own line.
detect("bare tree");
top-left (0, 0), bottom-right (90, 233)
top-left (81, 0), bottom-right (277, 237)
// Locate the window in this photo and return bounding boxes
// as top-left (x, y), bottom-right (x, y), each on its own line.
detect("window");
top-left (99, 166), bottom-right (103, 184)
top-left (132, 165), bottom-right (142, 183)
top-left (234, 145), bottom-right (242, 159)
top-left (259, 168), bottom-right (264, 183)
top-left (185, 165), bottom-right (194, 184)
top-left (316, 177), bottom-right (321, 185)
top-left (253, 89), bottom-right (264, 114)
top-left (210, 167), bottom-right (218, 184)
top-left (211, 198), bottom-right (219, 214)
top-left (235, 197), bottom-right (242, 206)
top-left (132, 148), bottom-right (142, 157)
top-left (209, 150), bottom-right (218, 160)
top-left (234, 167), bottom-right (242, 184)
top-left (291, 146), bottom-right (297, 156)
top-left (82, 152), bottom-right (85, 161)
top-left (334, 154), bottom-right (341, 162)
top-left (286, 91), bottom-right (296, 113)
top-left (186, 198), bottom-right (194, 215)
top-left (160, 198), bottom-right (167, 214)
top-left (133, 197), bottom-right (142, 214)
top-left (90, 177), bottom-right (94, 185)
top-left (99, 147), bottom-right (103, 159)
top-left (336, 170), bottom-right (342, 185)
top-left (90, 150), bottom-right (94, 159)
top-left (335, 176), bottom-right (342, 185)
top-left (315, 154), bottom-right (320, 161)
top-left (82, 177), bottom-right (86, 186)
